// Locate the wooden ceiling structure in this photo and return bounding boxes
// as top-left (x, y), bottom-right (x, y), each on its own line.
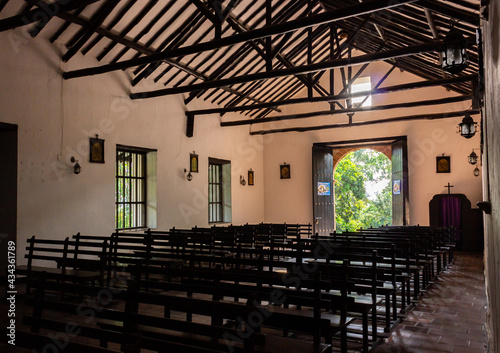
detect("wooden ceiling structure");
top-left (0, 0), bottom-right (481, 136)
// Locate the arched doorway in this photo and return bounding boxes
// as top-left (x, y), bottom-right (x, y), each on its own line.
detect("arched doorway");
top-left (313, 136), bottom-right (409, 236)
top-left (334, 148), bottom-right (392, 231)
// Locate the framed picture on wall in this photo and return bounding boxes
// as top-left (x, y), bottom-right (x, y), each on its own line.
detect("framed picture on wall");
top-left (248, 169), bottom-right (254, 185)
top-left (280, 163), bottom-right (291, 179)
top-left (436, 156), bottom-right (451, 173)
top-left (190, 153), bottom-right (199, 173)
top-left (89, 136), bottom-right (104, 163)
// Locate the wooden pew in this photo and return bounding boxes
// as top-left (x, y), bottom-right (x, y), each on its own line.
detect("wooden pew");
top-left (23, 272), bottom-right (334, 353)
top-left (17, 236), bottom-right (107, 296)
top-left (135, 249), bottom-right (366, 353)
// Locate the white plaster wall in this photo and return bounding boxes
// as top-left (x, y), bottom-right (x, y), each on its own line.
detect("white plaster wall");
top-left (261, 59), bottom-right (483, 226)
top-left (0, 29), bottom-right (265, 265)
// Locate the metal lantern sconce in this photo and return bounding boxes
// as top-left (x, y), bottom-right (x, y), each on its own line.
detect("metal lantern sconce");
top-left (473, 166), bottom-right (480, 177)
top-left (441, 25), bottom-right (469, 74)
top-left (458, 113), bottom-right (478, 139)
top-left (184, 168), bottom-right (193, 181)
top-left (70, 156), bottom-right (81, 174)
top-left (468, 150), bottom-right (478, 165)
top-left (240, 175), bottom-right (246, 186)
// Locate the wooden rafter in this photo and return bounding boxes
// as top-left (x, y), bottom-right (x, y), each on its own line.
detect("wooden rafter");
top-left (130, 37), bottom-right (474, 100)
top-left (62, 0), bottom-right (418, 79)
top-left (0, 0), bottom-right (100, 32)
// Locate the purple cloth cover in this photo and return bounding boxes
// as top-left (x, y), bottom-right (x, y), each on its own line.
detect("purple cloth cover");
top-left (439, 196), bottom-right (462, 241)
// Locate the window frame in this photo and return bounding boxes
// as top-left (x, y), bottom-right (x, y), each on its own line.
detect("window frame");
top-left (350, 76), bottom-right (372, 108)
top-left (208, 157), bottom-right (231, 224)
top-left (115, 145), bottom-right (155, 230)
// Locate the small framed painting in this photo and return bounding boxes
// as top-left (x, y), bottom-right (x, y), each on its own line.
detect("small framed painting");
top-left (317, 182), bottom-right (330, 196)
top-left (393, 180), bottom-right (401, 195)
top-left (436, 156), bottom-right (451, 173)
top-left (280, 163), bottom-right (291, 179)
top-left (89, 136), bottom-right (105, 163)
top-left (190, 153), bottom-right (199, 173)
top-left (248, 170), bottom-right (254, 186)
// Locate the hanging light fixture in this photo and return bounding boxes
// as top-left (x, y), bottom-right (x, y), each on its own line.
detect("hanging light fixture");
top-left (473, 166), bottom-right (480, 177)
top-left (468, 150), bottom-right (478, 165)
top-left (441, 25), bottom-right (469, 74)
top-left (458, 113), bottom-right (478, 139)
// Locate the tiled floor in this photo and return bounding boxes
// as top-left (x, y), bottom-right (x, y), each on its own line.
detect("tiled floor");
top-left (371, 252), bottom-right (488, 353)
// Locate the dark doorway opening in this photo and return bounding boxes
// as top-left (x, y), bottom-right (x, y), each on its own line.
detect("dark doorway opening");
top-left (0, 122), bottom-right (18, 280)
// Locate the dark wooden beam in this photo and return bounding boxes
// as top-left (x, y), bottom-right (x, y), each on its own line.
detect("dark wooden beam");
top-left (249, 109), bottom-right (481, 135)
top-left (130, 37), bottom-right (473, 100)
top-left (186, 74), bottom-right (477, 116)
top-left (81, 0), bottom-right (139, 55)
top-left (189, 0), bottom-right (217, 23)
top-left (417, 0), bottom-right (480, 27)
top-left (223, 14), bottom-right (332, 101)
top-left (108, 0), bottom-right (176, 63)
top-left (63, 0), bottom-right (418, 79)
top-left (62, 0), bottom-right (120, 62)
top-left (47, 5), bottom-right (274, 109)
top-left (0, 0), bottom-right (9, 13)
top-left (186, 114), bottom-right (195, 138)
top-left (0, 0), bottom-right (100, 32)
top-left (222, 95), bottom-right (471, 127)
top-left (314, 135), bottom-right (407, 147)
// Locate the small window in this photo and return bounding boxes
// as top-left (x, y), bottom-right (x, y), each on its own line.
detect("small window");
top-left (115, 145), bottom-right (157, 230)
top-left (351, 76), bottom-right (372, 107)
top-left (208, 158), bottom-right (231, 224)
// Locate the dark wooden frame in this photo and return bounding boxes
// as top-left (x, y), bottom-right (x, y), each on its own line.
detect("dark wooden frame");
top-left (280, 164), bottom-right (291, 179)
top-left (436, 156), bottom-right (451, 173)
top-left (89, 137), bottom-right (105, 163)
top-left (190, 153), bottom-right (199, 173)
top-left (248, 169), bottom-right (254, 185)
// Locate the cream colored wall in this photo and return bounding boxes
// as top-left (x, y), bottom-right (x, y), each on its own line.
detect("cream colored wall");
top-left (0, 29), bottom-right (265, 265)
top-left (482, 1), bottom-right (500, 351)
top-left (260, 58), bottom-right (483, 225)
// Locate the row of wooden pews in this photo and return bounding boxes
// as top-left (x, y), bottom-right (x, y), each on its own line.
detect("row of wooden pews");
top-left (13, 223), bottom-right (454, 353)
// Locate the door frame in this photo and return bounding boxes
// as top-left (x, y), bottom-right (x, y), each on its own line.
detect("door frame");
top-left (313, 135), bottom-right (409, 230)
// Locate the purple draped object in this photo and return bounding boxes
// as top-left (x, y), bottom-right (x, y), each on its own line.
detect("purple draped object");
top-left (439, 196), bottom-right (462, 242)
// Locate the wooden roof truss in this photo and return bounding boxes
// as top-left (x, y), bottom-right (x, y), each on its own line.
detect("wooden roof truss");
top-left (0, 0), bottom-right (482, 136)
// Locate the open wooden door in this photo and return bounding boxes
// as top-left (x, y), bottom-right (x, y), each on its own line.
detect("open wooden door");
top-left (312, 146), bottom-right (335, 236)
top-left (391, 137), bottom-right (410, 225)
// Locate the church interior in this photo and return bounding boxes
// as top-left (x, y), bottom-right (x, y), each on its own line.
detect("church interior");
top-left (0, 0), bottom-right (499, 352)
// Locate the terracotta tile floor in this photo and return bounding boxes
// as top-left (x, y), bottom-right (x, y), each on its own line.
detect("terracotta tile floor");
top-left (371, 252), bottom-right (488, 353)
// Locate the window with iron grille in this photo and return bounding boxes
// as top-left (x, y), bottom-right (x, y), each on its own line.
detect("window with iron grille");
top-left (209, 158), bottom-right (231, 223)
top-left (115, 146), bottom-right (155, 230)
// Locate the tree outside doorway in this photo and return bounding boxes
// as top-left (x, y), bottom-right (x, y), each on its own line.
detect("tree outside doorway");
top-left (334, 149), bottom-right (392, 231)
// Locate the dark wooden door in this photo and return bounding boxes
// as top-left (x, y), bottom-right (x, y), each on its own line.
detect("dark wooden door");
top-left (0, 123), bottom-right (17, 277)
top-left (312, 146), bottom-right (335, 236)
top-left (391, 138), bottom-right (410, 225)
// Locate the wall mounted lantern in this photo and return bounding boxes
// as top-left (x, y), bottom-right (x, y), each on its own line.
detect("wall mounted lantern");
top-left (240, 175), bottom-right (246, 186)
top-left (441, 25), bottom-right (469, 74)
top-left (458, 113), bottom-right (477, 139)
top-left (70, 156), bottom-right (81, 174)
top-left (468, 150), bottom-right (478, 165)
top-left (473, 166), bottom-right (480, 177)
top-left (184, 168), bottom-right (193, 181)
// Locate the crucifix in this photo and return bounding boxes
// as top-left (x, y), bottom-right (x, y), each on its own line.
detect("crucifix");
top-left (444, 182), bottom-right (454, 195)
